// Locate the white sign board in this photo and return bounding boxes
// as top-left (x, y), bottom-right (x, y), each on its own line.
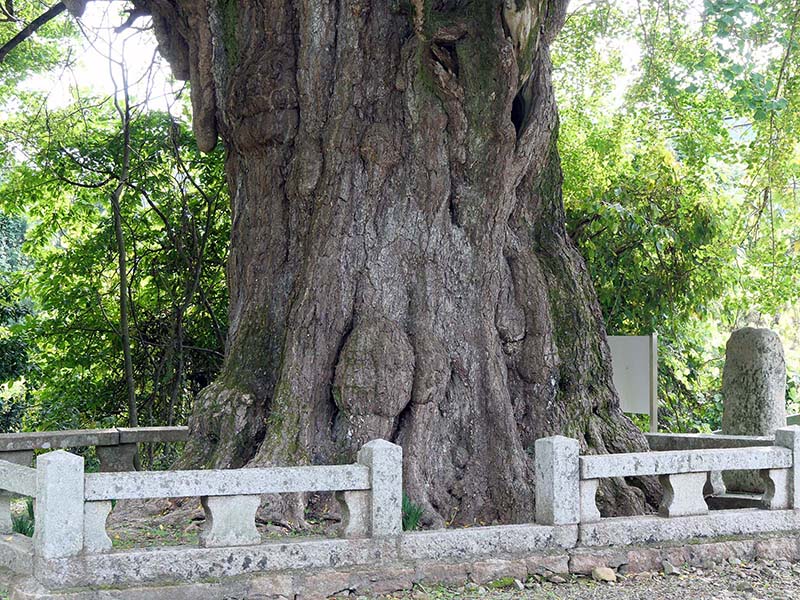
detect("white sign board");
top-left (608, 334), bottom-right (658, 432)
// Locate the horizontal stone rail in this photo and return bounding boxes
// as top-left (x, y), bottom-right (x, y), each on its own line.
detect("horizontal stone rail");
top-left (645, 432), bottom-right (777, 496)
top-left (580, 446), bottom-right (791, 479)
top-left (0, 426), bottom-right (188, 453)
top-left (645, 432), bottom-right (774, 451)
top-left (0, 459), bottom-right (36, 497)
top-left (0, 426), bottom-right (189, 475)
top-left (0, 428), bottom-right (120, 452)
top-left (117, 427), bottom-right (189, 445)
top-left (84, 464), bottom-right (371, 500)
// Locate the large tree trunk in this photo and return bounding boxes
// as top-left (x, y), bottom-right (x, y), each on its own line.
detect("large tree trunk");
top-left (138, 0), bottom-right (657, 525)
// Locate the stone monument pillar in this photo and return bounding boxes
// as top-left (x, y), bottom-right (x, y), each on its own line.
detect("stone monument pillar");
top-left (722, 327), bottom-right (786, 492)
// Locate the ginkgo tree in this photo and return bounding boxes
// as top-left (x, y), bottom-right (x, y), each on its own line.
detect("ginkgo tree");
top-left (0, 0), bottom-right (797, 522)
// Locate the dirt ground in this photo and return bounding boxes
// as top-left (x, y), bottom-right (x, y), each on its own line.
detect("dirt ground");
top-left (374, 558), bottom-right (800, 600)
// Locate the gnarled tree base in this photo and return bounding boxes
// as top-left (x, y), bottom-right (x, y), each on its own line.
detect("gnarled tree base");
top-left (139, 0), bottom-right (660, 525)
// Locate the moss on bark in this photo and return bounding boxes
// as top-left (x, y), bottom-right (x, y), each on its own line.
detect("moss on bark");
top-left (143, 0), bottom-right (657, 525)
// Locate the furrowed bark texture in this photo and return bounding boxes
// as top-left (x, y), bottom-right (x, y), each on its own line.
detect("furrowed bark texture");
top-left (137, 0), bottom-right (658, 525)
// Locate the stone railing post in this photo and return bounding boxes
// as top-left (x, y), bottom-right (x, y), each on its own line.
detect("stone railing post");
top-left (704, 471), bottom-right (726, 497)
top-left (760, 468), bottom-right (790, 510)
top-left (83, 500), bottom-right (113, 553)
top-left (357, 439), bottom-right (402, 537)
top-left (96, 443), bottom-right (138, 472)
top-left (659, 472), bottom-right (708, 517)
top-left (0, 450), bottom-right (33, 534)
top-left (534, 436), bottom-right (579, 525)
top-left (775, 426), bottom-right (800, 509)
top-left (34, 451), bottom-right (84, 559)
top-left (199, 495), bottom-right (261, 547)
top-left (579, 479), bottom-right (601, 523)
top-left (336, 490), bottom-right (370, 538)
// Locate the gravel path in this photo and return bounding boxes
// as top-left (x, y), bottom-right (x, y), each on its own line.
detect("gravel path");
top-left (373, 558), bottom-right (800, 600)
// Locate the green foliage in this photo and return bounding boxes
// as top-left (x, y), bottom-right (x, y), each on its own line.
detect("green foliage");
top-left (487, 577), bottom-right (518, 589)
top-left (11, 497), bottom-right (34, 537)
top-left (0, 92), bottom-right (229, 442)
top-left (0, 1), bottom-right (78, 102)
top-left (402, 494), bottom-right (424, 531)
top-left (0, 215), bottom-right (30, 430)
top-left (554, 0), bottom-right (800, 432)
top-left (0, 379), bottom-right (27, 433)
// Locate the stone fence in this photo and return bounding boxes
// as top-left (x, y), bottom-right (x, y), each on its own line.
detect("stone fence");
top-left (0, 426), bottom-right (188, 548)
top-left (3, 429), bottom-right (800, 599)
top-left (0, 426), bottom-right (189, 472)
top-left (17, 438), bottom-right (399, 563)
top-left (646, 431), bottom-right (784, 499)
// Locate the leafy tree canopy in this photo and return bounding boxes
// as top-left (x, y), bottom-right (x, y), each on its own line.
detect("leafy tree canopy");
top-left (0, 5), bottom-right (229, 461)
top-left (554, 0), bottom-right (800, 431)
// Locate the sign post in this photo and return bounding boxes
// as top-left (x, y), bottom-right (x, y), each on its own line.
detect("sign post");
top-left (608, 333), bottom-right (659, 433)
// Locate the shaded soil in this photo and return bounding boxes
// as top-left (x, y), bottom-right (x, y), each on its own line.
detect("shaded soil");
top-left (106, 498), bottom-right (334, 548)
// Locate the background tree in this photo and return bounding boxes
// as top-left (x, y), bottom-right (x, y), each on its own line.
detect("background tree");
top-left (553, 0), bottom-right (800, 431)
top-left (0, 103), bottom-right (228, 439)
top-left (0, 0), bottom-right (78, 89)
top-left (0, 215), bottom-right (30, 431)
top-left (0, 7), bottom-right (230, 465)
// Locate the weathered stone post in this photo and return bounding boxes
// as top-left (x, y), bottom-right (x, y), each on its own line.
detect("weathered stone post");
top-left (775, 426), bottom-right (800, 509)
top-left (34, 451), bottom-right (85, 559)
top-left (0, 451), bottom-right (33, 534)
top-left (357, 439), bottom-right (402, 537)
top-left (722, 328), bottom-right (786, 492)
top-left (534, 436), bottom-right (580, 525)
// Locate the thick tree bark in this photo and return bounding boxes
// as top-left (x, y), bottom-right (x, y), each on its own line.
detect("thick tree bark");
top-left (137, 0), bottom-right (658, 525)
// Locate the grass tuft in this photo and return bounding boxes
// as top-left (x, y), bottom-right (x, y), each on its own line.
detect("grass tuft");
top-left (11, 497), bottom-right (34, 537)
top-left (402, 494), bottom-right (424, 531)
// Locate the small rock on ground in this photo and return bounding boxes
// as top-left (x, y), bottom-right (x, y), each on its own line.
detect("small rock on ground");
top-left (591, 566), bottom-right (616, 582)
top-left (662, 559), bottom-right (681, 576)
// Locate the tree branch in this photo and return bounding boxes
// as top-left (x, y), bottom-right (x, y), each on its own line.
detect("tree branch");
top-left (0, 0), bottom-right (18, 23)
top-left (0, 2), bottom-right (66, 65)
top-left (114, 7), bottom-right (148, 33)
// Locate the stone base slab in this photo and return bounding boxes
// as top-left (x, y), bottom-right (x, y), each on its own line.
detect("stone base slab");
top-left (579, 508), bottom-right (800, 546)
top-left (29, 524), bottom-right (572, 589)
top-left (398, 523), bottom-right (578, 560)
top-left (6, 532), bottom-right (800, 600)
top-left (5, 513), bottom-right (800, 599)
